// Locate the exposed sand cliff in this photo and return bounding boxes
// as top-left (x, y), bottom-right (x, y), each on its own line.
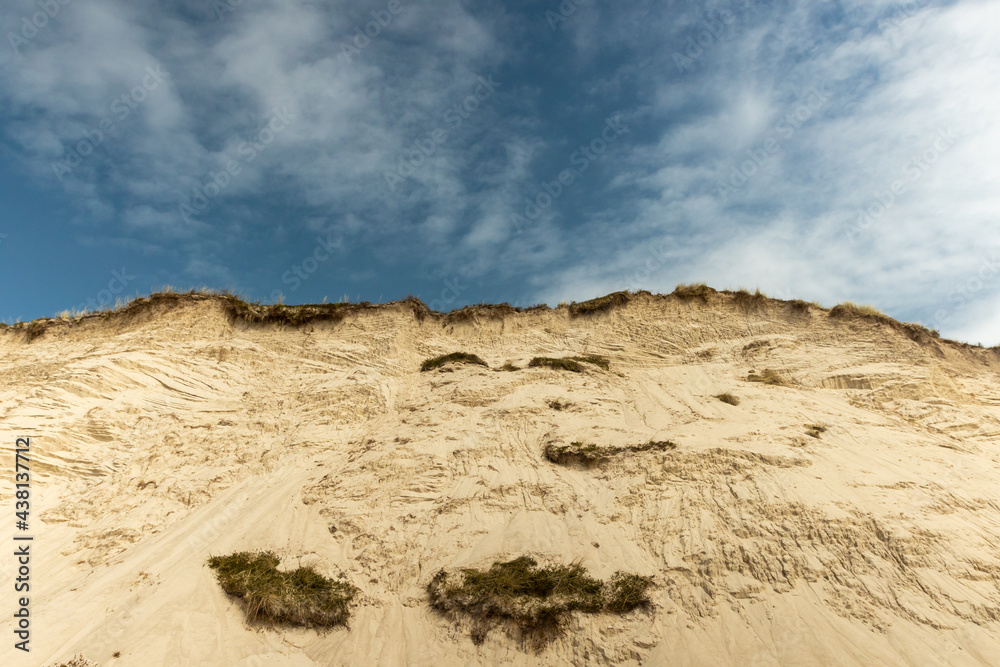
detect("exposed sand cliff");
top-left (2, 290), bottom-right (1000, 666)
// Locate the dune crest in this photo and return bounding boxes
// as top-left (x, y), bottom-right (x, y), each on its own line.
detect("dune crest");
top-left (3, 289), bottom-right (1000, 666)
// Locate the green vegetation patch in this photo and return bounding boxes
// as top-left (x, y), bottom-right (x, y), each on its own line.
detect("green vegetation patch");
top-left (747, 368), bottom-right (790, 386)
top-left (421, 352), bottom-right (489, 372)
top-left (207, 551), bottom-right (357, 628)
top-left (544, 440), bottom-right (676, 467)
top-left (528, 355), bottom-right (610, 372)
top-left (428, 556), bottom-right (652, 646)
top-left (715, 392), bottom-right (740, 406)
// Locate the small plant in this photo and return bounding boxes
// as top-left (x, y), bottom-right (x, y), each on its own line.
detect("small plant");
top-left (544, 440), bottom-right (676, 467)
top-left (672, 283), bottom-right (714, 302)
top-left (498, 362), bottom-right (521, 372)
top-left (427, 556), bottom-right (651, 646)
top-left (806, 424), bottom-right (827, 439)
top-left (747, 368), bottom-right (789, 386)
top-left (529, 357), bottom-right (583, 372)
top-left (546, 399), bottom-right (571, 411)
top-left (421, 352), bottom-right (489, 372)
top-left (46, 657), bottom-right (98, 667)
top-left (731, 288), bottom-right (768, 312)
top-left (571, 354), bottom-right (610, 370)
top-left (715, 393), bottom-right (740, 406)
top-left (831, 301), bottom-right (887, 320)
top-left (567, 292), bottom-right (632, 317)
top-left (528, 355), bottom-right (610, 372)
top-left (207, 551), bottom-right (357, 628)
top-left (25, 320), bottom-right (48, 342)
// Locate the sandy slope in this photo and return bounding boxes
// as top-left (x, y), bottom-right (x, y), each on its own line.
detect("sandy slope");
top-left (2, 292), bottom-right (1000, 666)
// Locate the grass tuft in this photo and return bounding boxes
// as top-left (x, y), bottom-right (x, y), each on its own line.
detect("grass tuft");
top-left (207, 551), bottom-right (356, 628)
top-left (546, 399), bottom-right (572, 411)
top-left (672, 283), bottom-right (714, 302)
top-left (544, 440), bottom-right (676, 467)
top-left (747, 368), bottom-right (790, 386)
top-left (567, 292), bottom-right (632, 317)
top-left (715, 392), bottom-right (740, 406)
top-left (805, 424), bottom-right (827, 439)
top-left (421, 352), bottom-right (489, 372)
top-left (528, 355), bottom-right (610, 373)
top-left (428, 556), bottom-right (651, 646)
top-left (46, 656), bottom-right (98, 667)
top-left (731, 288), bottom-right (768, 312)
top-left (498, 362), bottom-right (521, 372)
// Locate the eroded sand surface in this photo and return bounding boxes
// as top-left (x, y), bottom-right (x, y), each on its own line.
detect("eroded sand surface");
top-left (2, 293), bottom-right (1000, 666)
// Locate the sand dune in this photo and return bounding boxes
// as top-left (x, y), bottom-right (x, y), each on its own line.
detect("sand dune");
top-left (3, 290), bottom-right (1000, 666)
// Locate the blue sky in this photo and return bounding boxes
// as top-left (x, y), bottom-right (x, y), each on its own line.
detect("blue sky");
top-left (1, 0), bottom-right (998, 344)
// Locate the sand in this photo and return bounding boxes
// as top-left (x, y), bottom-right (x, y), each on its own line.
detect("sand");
top-left (2, 291), bottom-right (1000, 666)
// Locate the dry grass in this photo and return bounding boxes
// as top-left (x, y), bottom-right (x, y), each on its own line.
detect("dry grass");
top-left (544, 440), bottom-right (676, 467)
top-left (527, 355), bottom-right (610, 373)
top-left (428, 556), bottom-right (651, 647)
top-left (421, 352), bottom-right (489, 372)
top-left (715, 392), bottom-right (740, 406)
top-left (672, 283), bottom-right (715, 302)
top-left (566, 291), bottom-right (633, 317)
top-left (831, 301), bottom-right (888, 320)
top-left (806, 424), bottom-right (828, 439)
top-left (498, 362), bottom-right (521, 372)
top-left (747, 368), bottom-right (790, 386)
top-left (730, 288), bottom-right (768, 312)
top-left (829, 300), bottom-right (941, 344)
top-left (546, 399), bottom-right (572, 411)
top-left (46, 656), bottom-right (98, 667)
top-left (207, 551), bottom-right (356, 629)
top-left (442, 303), bottom-right (519, 324)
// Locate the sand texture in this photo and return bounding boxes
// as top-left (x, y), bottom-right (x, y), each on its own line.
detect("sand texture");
top-left (2, 291), bottom-right (1000, 666)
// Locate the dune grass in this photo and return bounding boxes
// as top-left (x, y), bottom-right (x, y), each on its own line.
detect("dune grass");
top-left (421, 352), bottom-right (489, 372)
top-left (207, 551), bottom-right (356, 628)
top-left (806, 424), bottom-right (828, 439)
top-left (527, 355), bottom-right (610, 373)
top-left (715, 392), bottom-right (740, 406)
top-left (544, 440), bottom-right (676, 467)
top-left (731, 288), bottom-right (768, 312)
top-left (672, 282), bottom-right (714, 302)
top-left (566, 291), bottom-right (632, 317)
top-left (428, 556), bottom-right (652, 646)
top-left (747, 368), bottom-right (790, 386)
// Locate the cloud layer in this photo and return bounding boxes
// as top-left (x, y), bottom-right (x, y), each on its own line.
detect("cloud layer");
top-left (1, 0), bottom-right (997, 342)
